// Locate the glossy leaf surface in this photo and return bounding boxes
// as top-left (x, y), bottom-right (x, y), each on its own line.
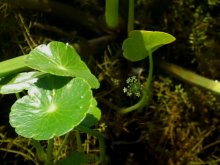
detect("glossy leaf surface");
top-left (25, 41), bottom-right (99, 88)
top-left (0, 71), bottom-right (45, 94)
top-left (10, 76), bottom-right (93, 140)
top-left (122, 30), bottom-right (176, 61)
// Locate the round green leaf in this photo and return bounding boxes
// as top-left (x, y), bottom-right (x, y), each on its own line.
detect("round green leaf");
top-left (122, 30), bottom-right (176, 61)
top-left (25, 41), bottom-right (99, 89)
top-left (9, 76), bottom-right (93, 140)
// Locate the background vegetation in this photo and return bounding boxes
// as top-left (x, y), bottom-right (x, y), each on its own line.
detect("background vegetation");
top-left (0, 0), bottom-right (220, 164)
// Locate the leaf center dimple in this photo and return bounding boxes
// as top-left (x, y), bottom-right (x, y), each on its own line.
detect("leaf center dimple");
top-left (47, 104), bottom-right (57, 113)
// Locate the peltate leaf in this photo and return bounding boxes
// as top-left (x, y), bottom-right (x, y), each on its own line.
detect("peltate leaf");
top-left (122, 30), bottom-right (176, 61)
top-left (25, 41), bottom-right (99, 88)
top-left (9, 76), bottom-right (93, 140)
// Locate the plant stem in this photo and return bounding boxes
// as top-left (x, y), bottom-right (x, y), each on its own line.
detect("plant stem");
top-left (75, 130), bottom-right (83, 152)
top-left (76, 125), bottom-right (105, 164)
top-left (128, 0), bottom-right (134, 34)
top-left (31, 139), bottom-right (46, 162)
top-left (45, 139), bottom-right (54, 165)
top-left (105, 0), bottom-right (119, 28)
top-left (119, 50), bottom-right (153, 114)
top-left (0, 55), bottom-right (30, 78)
top-left (54, 133), bottom-right (70, 164)
top-left (159, 61), bottom-right (220, 94)
top-left (144, 50), bottom-right (154, 92)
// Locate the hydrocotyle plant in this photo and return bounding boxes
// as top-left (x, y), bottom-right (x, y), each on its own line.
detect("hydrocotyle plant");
top-left (0, 41), bottom-right (105, 164)
top-left (104, 0), bottom-right (176, 114)
top-left (120, 30), bottom-right (176, 114)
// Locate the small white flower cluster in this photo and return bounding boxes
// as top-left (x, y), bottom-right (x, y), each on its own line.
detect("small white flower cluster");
top-left (123, 76), bottom-right (142, 97)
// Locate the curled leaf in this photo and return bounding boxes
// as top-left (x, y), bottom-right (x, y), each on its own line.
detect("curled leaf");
top-left (122, 30), bottom-right (176, 61)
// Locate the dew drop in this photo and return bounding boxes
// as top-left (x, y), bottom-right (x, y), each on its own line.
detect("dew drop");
top-left (80, 95), bottom-right (84, 99)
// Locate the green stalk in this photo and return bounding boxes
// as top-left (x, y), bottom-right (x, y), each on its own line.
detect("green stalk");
top-left (54, 133), bottom-right (70, 164)
top-left (31, 139), bottom-right (46, 162)
top-left (159, 61), bottom-right (220, 94)
top-left (105, 0), bottom-right (119, 28)
top-left (128, 0), bottom-right (134, 33)
top-left (143, 50), bottom-right (154, 93)
top-left (75, 130), bottom-right (83, 152)
top-left (0, 55), bottom-right (30, 78)
top-left (76, 125), bottom-right (105, 164)
top-left (45, 139), bottom-right (54, 165)
top-left (120, 50), bottom-right (153, 114)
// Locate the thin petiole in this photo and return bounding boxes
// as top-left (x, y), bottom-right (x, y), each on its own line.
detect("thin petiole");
top-left (119, 50), bottom-right (153, 114)
top-left (128, 0), bottom-right (134, 34)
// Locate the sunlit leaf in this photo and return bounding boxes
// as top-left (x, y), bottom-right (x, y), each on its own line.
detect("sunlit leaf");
top-left (0, 71), bottom-right (45, 94)
top-left (25, 41), bottom-right (99, 88)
